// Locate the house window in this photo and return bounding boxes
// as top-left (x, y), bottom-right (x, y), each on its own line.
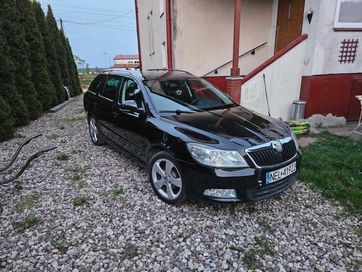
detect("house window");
top-left (334, 0), bottom-right (362, 30)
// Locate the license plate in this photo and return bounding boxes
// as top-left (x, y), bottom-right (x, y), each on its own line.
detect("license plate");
top-left (266, 162), bottom-right (297, 184)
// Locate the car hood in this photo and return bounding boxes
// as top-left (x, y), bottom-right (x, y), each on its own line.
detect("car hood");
top-left (162, 106), bottom-right (291, 147)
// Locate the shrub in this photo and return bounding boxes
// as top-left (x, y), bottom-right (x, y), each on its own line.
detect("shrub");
top-left (0, 97), bottom-right (14, 141)
top-left (32, 1), bottom-right (65, 105)
top-left (17, 0), bottom-right (57, 110)
top-left (46, 6), bottom-right (71, 98)
top-left (0, 0), bottom-right (41, 121)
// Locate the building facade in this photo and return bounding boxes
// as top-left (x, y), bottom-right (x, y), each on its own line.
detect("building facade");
top-left (135, 0), bottom-right (362, 120)
top-left (113, 54), bottom-right (140, 69)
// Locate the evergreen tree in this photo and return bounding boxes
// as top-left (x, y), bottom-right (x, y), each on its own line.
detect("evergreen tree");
top-left (32, 1), bottom-right (64, 104)
top-left (66, 38), bottom-right (82, 95)
top-left (0, 96), bottom-right (14, 142)
top-left (0, 21), bottom-right (19, 138)
top-left (60, 32), bottom-right (81, 96)
top-left (0, 0), bottom-right (41, 122)
top-left (60, 32), bottom-right (75, 96)
top-left (17, 0), bottom-right (57, 110)
top-left (46, 6), bottom-right (70, 99)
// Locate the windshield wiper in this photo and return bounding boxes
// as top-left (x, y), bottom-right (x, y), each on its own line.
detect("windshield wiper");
top-left (159, 109), bottom-right (195, 115)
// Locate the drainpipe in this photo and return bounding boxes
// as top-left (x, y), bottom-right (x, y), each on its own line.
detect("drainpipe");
top-left (166, 0), bottom-right (173, 69)
top-left (227, 0), bottom-right (242, 102)
top-left (134, 0), bottom-right (142, 71)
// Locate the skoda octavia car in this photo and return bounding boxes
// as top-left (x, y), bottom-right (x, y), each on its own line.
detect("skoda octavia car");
top-left (84, 69), bottom-right (302, 205)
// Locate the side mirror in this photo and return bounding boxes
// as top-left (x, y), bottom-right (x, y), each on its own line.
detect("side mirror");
top-left (123, 100), bottom-right (145, 115)
top-left (123, 100), bottom-right (138, 110)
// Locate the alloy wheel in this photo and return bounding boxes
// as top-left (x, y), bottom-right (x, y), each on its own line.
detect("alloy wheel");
top-left (151, 158), bottom-right (182, 200)
top-left (89, 118), bottom-right (98, 142)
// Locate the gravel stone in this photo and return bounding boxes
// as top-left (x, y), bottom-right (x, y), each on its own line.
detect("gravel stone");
top-left (0, 96), bottom-right (361, 271)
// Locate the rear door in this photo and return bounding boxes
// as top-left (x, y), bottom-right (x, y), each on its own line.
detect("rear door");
top-left (95, 75), bottom-right (123, 142)
top-left (84, 74), bottom-right (106, 113)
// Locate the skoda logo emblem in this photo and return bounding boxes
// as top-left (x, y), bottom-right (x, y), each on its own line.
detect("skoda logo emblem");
top-left (271, 141), bottom-right (283, 152)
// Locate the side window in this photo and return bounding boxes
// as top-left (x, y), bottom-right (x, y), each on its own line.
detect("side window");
top-left (101, 75), bottom-right (122, 101)
top-left (88, 75), bottom-right (105, 94)
top-left (119, 78), bottom-right (143, 108)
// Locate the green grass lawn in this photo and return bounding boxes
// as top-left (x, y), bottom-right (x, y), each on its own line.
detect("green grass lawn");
top-left (300, 132), bottom-right (362, 213)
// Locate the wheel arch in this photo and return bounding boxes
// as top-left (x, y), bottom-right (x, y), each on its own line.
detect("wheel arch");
top-left (147, 144), bottom-right (167, 166)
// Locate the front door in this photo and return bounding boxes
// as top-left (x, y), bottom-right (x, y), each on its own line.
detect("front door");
top-left (113, 77), bottom-right (150, 163)
top-left (275, 0), bottom-right (305, 53)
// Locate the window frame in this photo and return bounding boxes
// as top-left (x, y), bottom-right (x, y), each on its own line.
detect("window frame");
top-left (334, 0), bottom-right (362, 31)
top-left (99, 75), bottom-right (123, 102)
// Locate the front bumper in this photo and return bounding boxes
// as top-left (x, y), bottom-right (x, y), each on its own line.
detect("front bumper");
top-left (179, 152), bottom-right (302, 202)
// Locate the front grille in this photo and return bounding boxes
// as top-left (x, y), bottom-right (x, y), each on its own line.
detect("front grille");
top-left (246, 139), bottom-right (297, 167)
top-left (246, 172), bottom-right (297, 201)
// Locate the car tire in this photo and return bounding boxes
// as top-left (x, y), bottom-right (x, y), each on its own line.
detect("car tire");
top-left (148, 151), bottom-right (187, 205)
top-left (88, 115), bottom-right (106, 146)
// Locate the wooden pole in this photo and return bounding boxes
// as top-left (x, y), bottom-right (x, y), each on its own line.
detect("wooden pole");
top-left (231, 0), bottom-right (241, 76)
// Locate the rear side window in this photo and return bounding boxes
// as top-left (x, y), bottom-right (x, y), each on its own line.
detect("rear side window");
top-left (101, 75), bottom-right (122, 101)
top-left (89, 75), bottom-right (105, 94)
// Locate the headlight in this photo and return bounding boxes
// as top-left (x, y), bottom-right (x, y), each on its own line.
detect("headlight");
top-left (186, 143), bottom-right (248, 168)
top-left (291, 131), bottom-right (299, 150)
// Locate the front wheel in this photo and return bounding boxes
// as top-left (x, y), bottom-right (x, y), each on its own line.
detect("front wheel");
top-left (88, 115), bottom-right (105, 146)
top-left (148, 151), bottom-right (187, 205)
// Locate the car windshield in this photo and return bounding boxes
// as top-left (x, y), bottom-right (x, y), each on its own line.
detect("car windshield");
top-left (144, 78), bottom-right (235, 113)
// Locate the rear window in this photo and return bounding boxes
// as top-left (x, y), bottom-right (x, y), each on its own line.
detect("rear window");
top-left (101, 75), bottom-right (122, 101)
top-left (89, 75), bottom-right (105, 94)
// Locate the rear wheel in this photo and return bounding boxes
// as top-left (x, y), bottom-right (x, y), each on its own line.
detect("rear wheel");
top-left (149, 151), bottom-right (187, 205)
top-left (88, 115), bottom-right (105, 146)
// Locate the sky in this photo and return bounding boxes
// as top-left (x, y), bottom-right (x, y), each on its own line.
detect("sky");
top-left (38, 0), bottom-right (138, 68)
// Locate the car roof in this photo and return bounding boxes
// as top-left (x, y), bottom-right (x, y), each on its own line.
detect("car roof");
top-left (101, 69), bottom-right (197, 81)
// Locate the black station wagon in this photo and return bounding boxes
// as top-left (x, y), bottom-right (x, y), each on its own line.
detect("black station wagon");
top-left (83, 69), bottom-right (302, 205)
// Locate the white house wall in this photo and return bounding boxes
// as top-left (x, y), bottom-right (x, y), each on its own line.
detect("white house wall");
top-left (172, 0), bottom-right (275, 77)
top-left (208, 45), bottom-right (269, 77)
top-left (136, 0), bottom-right (167, 70)
top-left (303, 0), bottom-right (362, 75)
top-left (240, 41), bottom-right (307, 120)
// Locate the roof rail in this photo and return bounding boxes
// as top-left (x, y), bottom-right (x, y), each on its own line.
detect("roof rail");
top-left (102, 68), bottom-right (128, 73)
top-left (147, 68), bottom-right (193, 75)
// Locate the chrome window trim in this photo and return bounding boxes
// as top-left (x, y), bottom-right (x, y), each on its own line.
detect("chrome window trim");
top-left (245, 137), bottom-right (297, 169)
top-left (98, 94), bottom-right (114, 102)
top-left (87, 90), bottom-right (96, 95)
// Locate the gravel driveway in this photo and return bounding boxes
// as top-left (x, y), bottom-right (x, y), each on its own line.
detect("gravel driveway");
top-left (0, 96), bottom-right (361, 271)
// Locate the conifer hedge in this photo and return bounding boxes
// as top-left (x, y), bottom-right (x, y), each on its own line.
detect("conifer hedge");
top-left (0, 0), bottom-right (81, 142)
